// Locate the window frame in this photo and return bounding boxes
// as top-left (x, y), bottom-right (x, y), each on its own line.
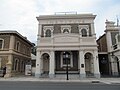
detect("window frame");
top-left (43, 26), bottom-right (54, 37)
top-left (16, 41), bottom-right (20, 51)
top-left (61, 25), bottom-right (71, 33)
top-left (0, 38), bottom-right (4, 50)
top-left (81, 28), bottom-right (87, 37)
top-left (60, 52), bottom-right (73, 68)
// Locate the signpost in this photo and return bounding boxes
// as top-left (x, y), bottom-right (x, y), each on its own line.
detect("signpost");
top-left (25, 64), bottom-right (32, 75)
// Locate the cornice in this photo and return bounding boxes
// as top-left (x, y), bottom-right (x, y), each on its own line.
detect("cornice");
top-left (37, 14), bottom-right (96, 21)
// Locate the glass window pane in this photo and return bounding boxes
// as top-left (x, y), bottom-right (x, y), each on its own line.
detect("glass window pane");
top-left (0, 40), bottom-right (3, 49)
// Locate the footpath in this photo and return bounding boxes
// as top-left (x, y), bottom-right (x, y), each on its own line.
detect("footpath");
top-left (0, 76), bottom-right (120, 84)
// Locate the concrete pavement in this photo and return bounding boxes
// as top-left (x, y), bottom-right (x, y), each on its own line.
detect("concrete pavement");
top-left (0, 76), bottom-right (120, 84)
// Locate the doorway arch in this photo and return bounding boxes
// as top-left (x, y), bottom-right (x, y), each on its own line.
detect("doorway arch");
top-left (84, 52), bottom-right (94, 77)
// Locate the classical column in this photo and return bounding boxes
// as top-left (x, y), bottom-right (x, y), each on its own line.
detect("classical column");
top-left (79, 50), bottom-right (86, 79)
top-left (9, 35), bottom-right (15, 50)
top-left (93, 50), bottom-right (100, 78)
top-left (49, 51), bottom-right (55, 78)
top-left (35, 51), bottom-right (41, 78)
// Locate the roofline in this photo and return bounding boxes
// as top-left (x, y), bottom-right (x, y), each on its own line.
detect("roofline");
top-left (97, 33), bottom-right (106, 41)
top-left (36, 14), bottom-right (96, 21)
top-left (0, 30), bottom-right (33, 46)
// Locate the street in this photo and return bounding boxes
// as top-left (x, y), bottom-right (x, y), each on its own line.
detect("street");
top-left (0, 81), bottom-right (120, 90)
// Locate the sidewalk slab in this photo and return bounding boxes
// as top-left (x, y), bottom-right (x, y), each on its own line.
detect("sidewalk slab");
top-left (0, 76), bottom-right (120, 84)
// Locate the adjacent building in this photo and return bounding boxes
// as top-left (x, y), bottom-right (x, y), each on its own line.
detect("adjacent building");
top-left (97, 20), bottom-right (120, 76)
top-left (0, 30), bottom-right (33, 76)
top-left (35, 14), bottom-right (100, 79)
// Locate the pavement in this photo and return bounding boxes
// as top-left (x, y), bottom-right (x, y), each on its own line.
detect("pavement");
top-left (0, 76), bottom-right (120, 84)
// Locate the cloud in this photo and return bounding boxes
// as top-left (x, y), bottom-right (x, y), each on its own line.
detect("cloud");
top-left (0, 0), bottom-right (39, 43)
top-left (37, 0), bottom-right (102, 14)
top-left (0, 0), bottom-right (120, 42)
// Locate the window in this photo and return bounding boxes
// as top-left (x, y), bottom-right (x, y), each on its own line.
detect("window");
top-left (45, 29), bottom-right (51, 37)
top-left (16, 41), bottom-right (20, 51)
top-left (14, 59), bottom-right (19, 71)
top-left (115, 34), bottom-right (120, 43)
top-left (79, 25), bottom-right (89, 36)
top-left (81, 29), bottom-right (87, 37)
top-left (63, 58), bottom-right (70, 64)
top-left (0, 39), bottom-right (4, 49)
top-left (61, 25), bottom-right (71, 33)
top-left (61, 52), bottom-right (73, 67)
top-left (63, 29), bottom-right (69, 33)
top-left (43, 26), bottom-right (54, 37)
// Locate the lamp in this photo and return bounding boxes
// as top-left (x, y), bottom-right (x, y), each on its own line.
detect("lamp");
top-left (63, 51), bottom-right (70, 80)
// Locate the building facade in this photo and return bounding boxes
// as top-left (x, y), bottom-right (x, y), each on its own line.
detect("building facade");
top-left (35, 14), bottom-right (100, 79)
top-left (97, 20), bottom-right (120, 76)
top-left (0, 31), bottom-right (33, 76)
top-left (97, 34), bottom-right (109, 76)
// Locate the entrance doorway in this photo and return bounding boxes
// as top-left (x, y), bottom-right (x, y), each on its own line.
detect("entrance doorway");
top-left (42, 53), bottom-right (50, 75)
top-left (85, 53), bottom-right (94, 77)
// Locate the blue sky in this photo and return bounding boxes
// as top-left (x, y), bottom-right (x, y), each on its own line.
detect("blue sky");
top-left (0, 0), bottom-right (120, 43)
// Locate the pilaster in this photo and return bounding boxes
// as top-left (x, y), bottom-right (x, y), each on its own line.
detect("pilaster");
top-left (35, 51), bottom-right (42, 78)
top-left (4, 55), bottom-right (12, 77)
top-left (38, 24), bottom-right (42, 37)
top-left (9, 35), bottom-right (15, 50)
top-left (91, 23), bottom-right (96, 37)
top-left (79, 50), bottom-right (86, 79)
top-left (106, 32), bottom-right (112, 52)
top-left (49, 51), bottom-right (55, 78)
top-left (93, 50), bottom-right (100, 78)
top-left (110, 56), bottom-right (119, 76)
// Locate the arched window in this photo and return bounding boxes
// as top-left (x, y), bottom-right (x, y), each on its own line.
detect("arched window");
top-left (0, 39), bottom-right (4, 49)
top-left (63, 29), bottom-right (69, 33)
top-left (16, 41), bottom-right (20, 51)
top-left (14, 59), bottom-right (19, 71)
top-left (118, 35), bottom-right (120, 42)
top-left (81, 29), bottom-right (87, 37)
top-left (115, 34), bottom-right (120, 44)
top-left (61, 25), bottom-right (71, 33)
top-left (45, 29), bottom-right (51, 37)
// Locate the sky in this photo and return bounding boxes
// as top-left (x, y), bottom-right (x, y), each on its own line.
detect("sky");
top-left (0, 0), bottom-right (120, 43)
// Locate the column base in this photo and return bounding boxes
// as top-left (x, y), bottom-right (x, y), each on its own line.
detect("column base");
top-left (94, 73), bottom-right (100, 78)
top-left (4, 73), bottom-right (11, 78)
top-left (49, 74), bottom-right (55, 78)
top-left (112, 72), bottom-right (119, 76)
top-left (80, 73), bottom-right (86, 79)
top-left (35, 73), bottom-right (41, 78)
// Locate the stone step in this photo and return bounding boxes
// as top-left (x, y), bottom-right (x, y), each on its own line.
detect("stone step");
top-left (55, 74), bottom-right (79, 79)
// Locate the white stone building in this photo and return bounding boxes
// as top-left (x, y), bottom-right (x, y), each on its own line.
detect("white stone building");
top-left (35, 14), bottom-right (100, 79)
top-left (105, 20), bottom-right (120, 76)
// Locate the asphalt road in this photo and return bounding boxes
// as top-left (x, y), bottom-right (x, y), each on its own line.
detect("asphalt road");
top-left (0, 81), bottom-right (120, 90)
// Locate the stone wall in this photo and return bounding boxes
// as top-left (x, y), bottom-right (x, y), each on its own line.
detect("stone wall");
top-left (0, 35), bottom-right (10, 50)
